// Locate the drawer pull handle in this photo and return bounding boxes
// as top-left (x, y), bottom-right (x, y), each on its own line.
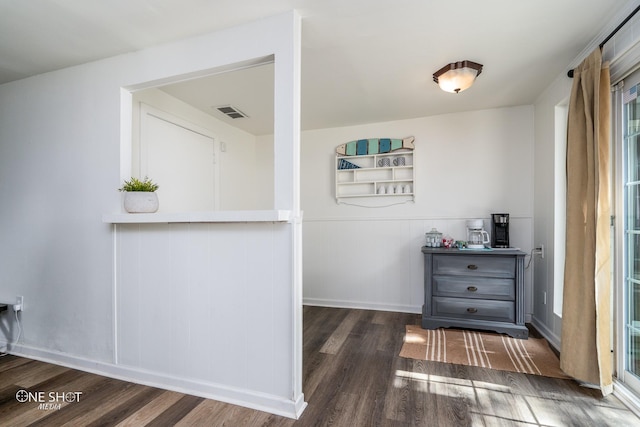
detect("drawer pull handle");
top-left (467, 308), bottom-right (478, 313)
top-left (467, 286), bottom-right (478, 292)
top-left (467, 264), bottom-right (478, 270)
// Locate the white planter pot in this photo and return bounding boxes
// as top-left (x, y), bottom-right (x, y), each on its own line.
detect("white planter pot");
top-left (123, 192), bottom-right (159, 213)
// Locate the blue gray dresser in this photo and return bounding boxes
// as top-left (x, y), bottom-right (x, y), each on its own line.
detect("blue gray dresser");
top-left (421, 247), bottom-right (528, 339)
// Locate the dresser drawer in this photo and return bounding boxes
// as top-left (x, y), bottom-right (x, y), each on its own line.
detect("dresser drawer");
top-left (432, 296), bottom-right (515, 323)
top-left (432, 276), bottom-right (515, 300)
top-left (432, 255), bottom-right (515, 278)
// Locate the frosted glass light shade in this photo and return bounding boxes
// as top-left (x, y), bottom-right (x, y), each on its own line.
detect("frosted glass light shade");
top-left (433, 60), bottom-right (483, 93)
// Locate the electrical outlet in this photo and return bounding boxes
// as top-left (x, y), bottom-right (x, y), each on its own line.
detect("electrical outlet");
top-left (540, 244), bottom-right (545, 259)
top-left (543, 291), bottom-right (547, 305)
top-left (14, 296), bottom-right (23, 312)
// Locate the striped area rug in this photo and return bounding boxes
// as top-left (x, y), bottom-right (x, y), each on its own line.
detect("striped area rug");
top-left (400, 325), bottom-right (569, 379)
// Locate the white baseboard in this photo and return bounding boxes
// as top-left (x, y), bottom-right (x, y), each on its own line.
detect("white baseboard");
top-left (3, 342), bottom-right (305, 420)
top-left (529, 315), bottom-right (561, 351)
top-left (303, 298), bottom-right (422, 314)
top-left (304, 299), bottom-right (538, 330)
top-left (614, 379), bottom-right (640, 418)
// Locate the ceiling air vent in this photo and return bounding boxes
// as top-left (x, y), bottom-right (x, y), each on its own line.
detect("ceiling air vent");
top-left (214, 105), bottom-right (249, 119)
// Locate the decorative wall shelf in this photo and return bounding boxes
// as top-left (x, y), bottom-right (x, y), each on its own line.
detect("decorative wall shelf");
top-left (335, 151), bottom-right (414, 203)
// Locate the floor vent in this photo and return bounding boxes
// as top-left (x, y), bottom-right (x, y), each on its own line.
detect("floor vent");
top-left (214, 105), bottom-right (249, 119)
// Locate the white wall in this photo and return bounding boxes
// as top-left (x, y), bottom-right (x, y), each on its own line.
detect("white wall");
top-left (115, 222), bottom-right (295, 409)
top-left (0, 65), bottom-right (119, 362)
top-left (255, 134), bottom-right (275, 209)
top-left (0, 11), bottom-right (303, 419)
top-left (301, 106), bottom-right (535, 315)
top-left (531, 74), bottom-right (572, 347)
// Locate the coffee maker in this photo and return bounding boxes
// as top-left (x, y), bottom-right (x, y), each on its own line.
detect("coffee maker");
top-left (491, 213), bottom-right (509, 248)
top-left (466, 219), bottom-right (490, 249)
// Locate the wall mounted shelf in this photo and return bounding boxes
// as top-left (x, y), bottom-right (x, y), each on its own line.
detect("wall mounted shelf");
top-left (335, 151), bottom-right (414, 203)
top-left (102, 210), bottom-right (294, 224)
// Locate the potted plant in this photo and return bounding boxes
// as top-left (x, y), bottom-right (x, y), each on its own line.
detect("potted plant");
top-left (119, 176), bottom-right (159, 213)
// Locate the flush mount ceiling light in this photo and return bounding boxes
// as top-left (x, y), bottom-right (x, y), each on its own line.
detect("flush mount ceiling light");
top-left (433, 60), bottom-right (483, 94)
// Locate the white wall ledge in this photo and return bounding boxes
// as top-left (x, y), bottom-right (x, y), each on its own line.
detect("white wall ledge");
top-left (102, 210), bottom-right (293, 224)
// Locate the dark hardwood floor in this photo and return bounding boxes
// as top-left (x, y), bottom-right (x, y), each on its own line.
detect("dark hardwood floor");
top-left (1, 306), bottom-right (639, 426)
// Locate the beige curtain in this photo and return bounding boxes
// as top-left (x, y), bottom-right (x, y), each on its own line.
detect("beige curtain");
top-left (561, 48), bottom-right (612, 395)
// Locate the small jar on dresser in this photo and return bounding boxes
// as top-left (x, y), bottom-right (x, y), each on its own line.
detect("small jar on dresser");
top-left (421, 246), bottom-right (528, 339)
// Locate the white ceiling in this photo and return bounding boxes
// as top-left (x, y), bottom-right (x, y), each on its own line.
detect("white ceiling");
top-left (0, 0), bottom-right (631, 135)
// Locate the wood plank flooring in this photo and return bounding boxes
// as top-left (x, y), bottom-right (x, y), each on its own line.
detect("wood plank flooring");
top-left (1, 306), bottom-right (639, 426)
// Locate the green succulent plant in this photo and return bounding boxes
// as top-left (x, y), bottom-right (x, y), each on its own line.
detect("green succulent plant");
top-left (118, 176), bottom-right (159, 192)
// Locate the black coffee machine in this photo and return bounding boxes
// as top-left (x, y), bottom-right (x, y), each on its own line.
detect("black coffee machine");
top-left (491, 213), bottom-right (509, 248)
